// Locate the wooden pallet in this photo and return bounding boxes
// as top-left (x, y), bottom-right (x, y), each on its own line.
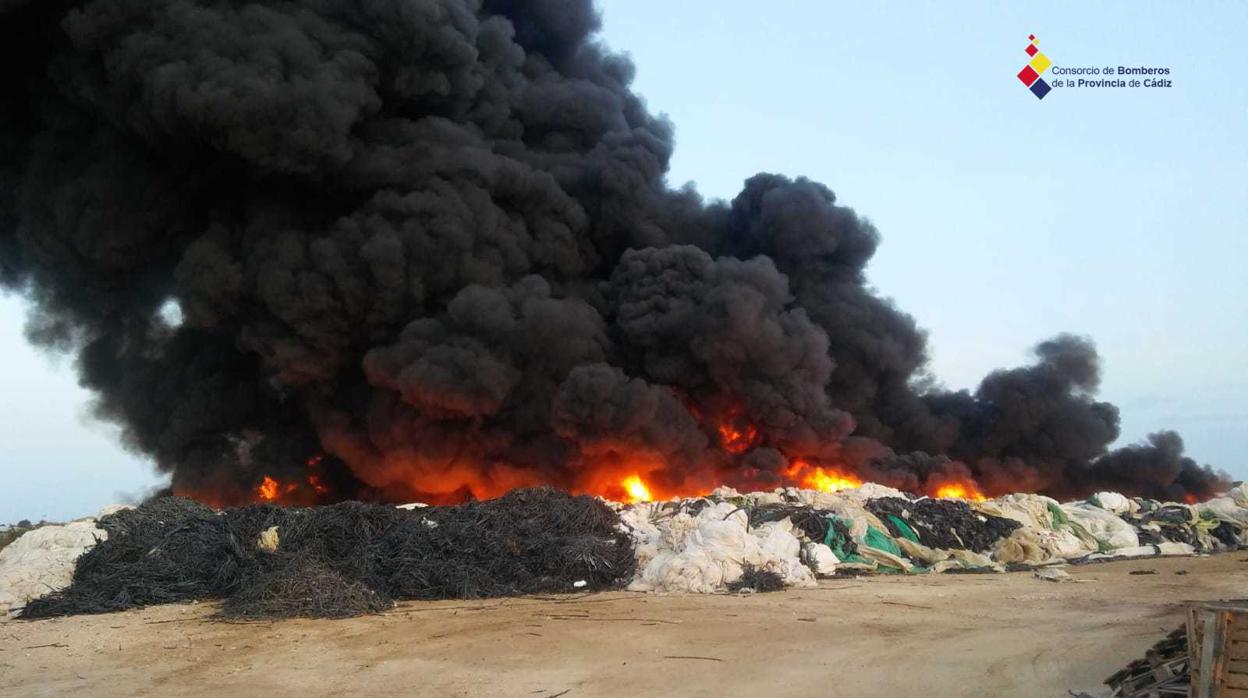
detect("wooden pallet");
top-left (1107, 625), bottom-right (1190, 697)
top-left (1188, 602), bottom-right (1248, 698)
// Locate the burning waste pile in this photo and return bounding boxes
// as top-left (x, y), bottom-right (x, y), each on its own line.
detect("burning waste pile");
top-left (2, 481), bottom-right (1246, 619)
top-left (0, 0), bottom-right (1241, 620)
top-left (0, 0), bottom-right (1234, 517)
top-left (619, 481), bottom-right (1248, 592)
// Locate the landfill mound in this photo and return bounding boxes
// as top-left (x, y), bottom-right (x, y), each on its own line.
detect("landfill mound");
top-left (4, 482), bottom-right (1248, 618)
top-left (18, 488), bottom-right (635, 619)
top-left (618, 482), bottom-right (1248, 591)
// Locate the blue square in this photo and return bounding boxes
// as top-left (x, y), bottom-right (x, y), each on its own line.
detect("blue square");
top-left (1030, 78), bottom-right (1052, 99)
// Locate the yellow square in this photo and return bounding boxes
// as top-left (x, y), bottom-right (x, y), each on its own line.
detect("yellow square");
top-left (1029, 52), bottom-right (1051, 74)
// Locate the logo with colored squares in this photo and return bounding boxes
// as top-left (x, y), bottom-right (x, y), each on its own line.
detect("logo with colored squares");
top-left (1017, 35), bottom-right (1052, 99)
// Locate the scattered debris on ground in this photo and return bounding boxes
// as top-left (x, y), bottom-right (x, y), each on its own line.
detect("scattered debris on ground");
top-left (1034, 567), bottom-right (1070, 583)
top-left (1105, 600), bottom-right (1248, 697)
top-left (725, 565), bottom-right (786, 593)
top-left (1105, 625), bottom-right (1189, 697)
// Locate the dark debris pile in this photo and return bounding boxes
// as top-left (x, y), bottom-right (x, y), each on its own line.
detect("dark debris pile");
top-left (725, 565), bottom-right (786, 593)
top-left (866, 497), bottom-right (1022, 553)
top-left (21, 488), bottom-right (635, 620)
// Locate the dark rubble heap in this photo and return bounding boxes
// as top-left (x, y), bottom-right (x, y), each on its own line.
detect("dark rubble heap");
top-left (21, 489), bottom-right (635, 619)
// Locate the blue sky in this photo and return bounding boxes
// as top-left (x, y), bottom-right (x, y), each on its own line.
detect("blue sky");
top-left (2, 1), bottom-right (1245, 521)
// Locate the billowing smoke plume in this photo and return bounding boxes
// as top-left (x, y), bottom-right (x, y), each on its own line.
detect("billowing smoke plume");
top-left (0, 0), bottom-right (1230, 503)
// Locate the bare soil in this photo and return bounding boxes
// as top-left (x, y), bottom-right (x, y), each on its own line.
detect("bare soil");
top-left (2, 554), bottom-right (1246, 697)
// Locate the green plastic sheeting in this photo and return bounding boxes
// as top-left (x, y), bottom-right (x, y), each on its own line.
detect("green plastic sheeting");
top-left (822, 516), bottom-right (853, 559)
top-left (884, 514), bottom-right (919, 542)
top-left (864, 525), bottom-right (903, 556)
top-left (1047, 502), bottom-right (1068, 526)
top-left (822, 515), bottom-right (907, 573)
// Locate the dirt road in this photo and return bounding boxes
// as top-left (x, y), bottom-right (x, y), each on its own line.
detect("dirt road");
top-left (2, 554), bottom-right (1245, 697)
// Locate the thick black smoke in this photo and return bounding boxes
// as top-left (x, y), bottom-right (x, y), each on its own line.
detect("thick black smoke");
top-left (0, 0), bottom-right (1230, 503)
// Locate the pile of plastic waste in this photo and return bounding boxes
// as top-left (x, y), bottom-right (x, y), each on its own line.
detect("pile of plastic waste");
top-left (616, 482), bottom-right (1248, 592)
top-left (0, 515), bottom-right (114, 616)
top-left (2, 483), bottom-right (1245, 615)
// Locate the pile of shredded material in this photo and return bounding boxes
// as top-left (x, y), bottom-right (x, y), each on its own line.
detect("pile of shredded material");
top-left (11, 488), bottom-right (634, 619)
top-left (2, 483), bottom-right (1246, 617)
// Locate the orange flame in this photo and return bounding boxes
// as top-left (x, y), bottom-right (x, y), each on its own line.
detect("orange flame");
top-left (305, 455), bottom-right (329, 495)
top-left (238, 446), bottom-right (994, 508)
top-left (257, 475), bottom-right (280, 502)
top-left (933, 482), bottom-right (987, 501)
top-left (621, 475), bottom-right (653, 503)
top-left (307, 474), bottom-right (329, 495)
top-left (255, 474), bottom-right (299, 503)
top-left (786, 459), bottom-right (863, 493)
top-left (807, 468), bottom-right (863, 493)
top-left (718, 422), bottom-right (759, 455)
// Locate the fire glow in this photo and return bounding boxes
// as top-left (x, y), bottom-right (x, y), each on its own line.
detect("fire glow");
top-left (6, 0), bottom-right (1230, 523)
top-left (256, 475), bottom-right (294, 502)
top-left (718, 422), bottom-right (759, 455)
top-left (253, 455), bottom-right (333, 504)
top-left (621, 475), bottom-right (653, 503)
top-left (244, 431), bottom-right (999, 506)
top-left (933, 482), bottom-right (987, 502)
top-left (787, 459), bottom-right (863, 493)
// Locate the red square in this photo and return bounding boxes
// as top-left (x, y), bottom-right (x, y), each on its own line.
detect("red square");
top-left (1025, 44), bottom-right (1038, 57)
top-left (1017, 65), bottom-right (1039, 86)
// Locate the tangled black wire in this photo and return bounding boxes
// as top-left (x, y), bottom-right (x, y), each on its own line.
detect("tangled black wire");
top-left (21, 488), bottom-right (636, 620)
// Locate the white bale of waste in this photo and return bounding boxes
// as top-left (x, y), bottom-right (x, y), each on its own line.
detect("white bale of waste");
top-left (1088, 492), bottom-right (1135, 515)
top-left (626, 502), bottom-right (815, 593)
top-left (1061, 503), bottom-right (1140, 550)
top-left (0, 520), bottom-right (106, 616)
top-left (1193, 494), bottom-right (1248, 526)
top-left (1033, 527), bottom-right (1095, 559)
top-left (1079, 541), bottom-right (1197, 562)
top-left (1231, 482), bottom-right (1248, 507)
top-left (754, 520), bottom-right (816, 585)
top-left (616, 502), bottom-right (663, 567)
top-left (802, 542), bottom-right (839, 576)
top-left (756, 520), bottom-right (801, 559)
top-left (978, 493), bottom-right (1063, 530)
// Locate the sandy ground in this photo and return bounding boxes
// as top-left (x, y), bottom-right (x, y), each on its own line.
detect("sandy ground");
top-left (1, 555), bottom-right (1245, 697)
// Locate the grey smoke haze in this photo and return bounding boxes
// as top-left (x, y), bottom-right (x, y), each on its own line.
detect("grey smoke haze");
top-left (0, 0), bottom-right (1230, 503)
